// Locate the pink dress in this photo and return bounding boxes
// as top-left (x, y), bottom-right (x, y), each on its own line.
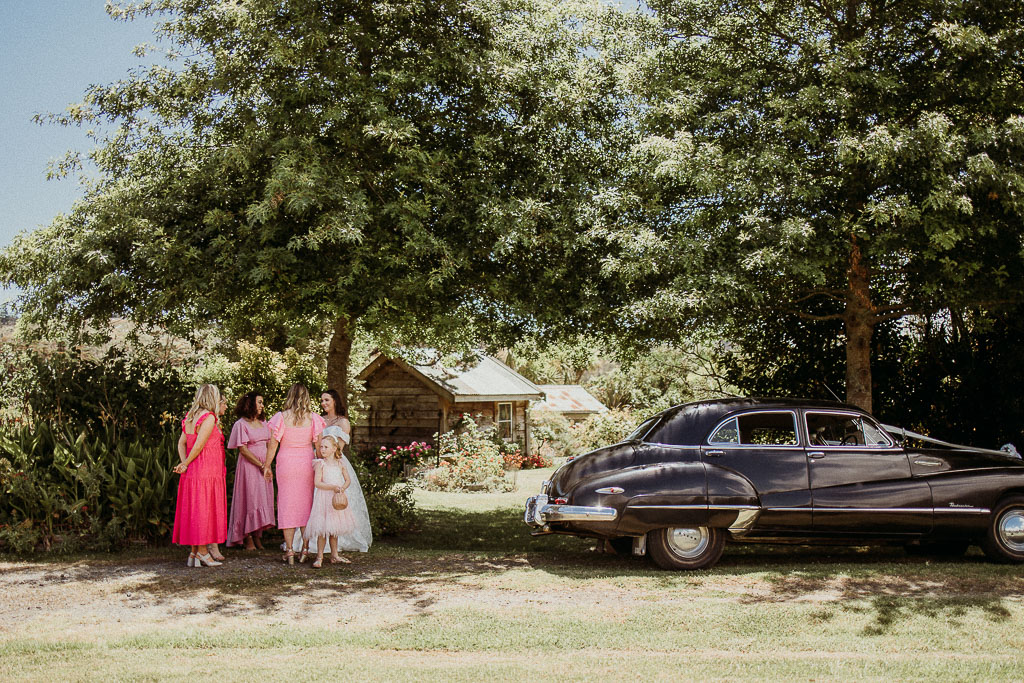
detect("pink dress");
top-left (172, 412), bottom-right (228, 546)
top-left (268, 412), bottom-right (326, 529)
top-left (305, 459), bottom-right (356, 541)
top-left (226, 418), bottom-right (276, 546)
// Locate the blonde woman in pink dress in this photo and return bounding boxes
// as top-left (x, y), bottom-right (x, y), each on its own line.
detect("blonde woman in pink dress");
top-left (172, 384), bottom-right (228, 567)
top-left (226, 392), bottom-right (275, 550)
top-left (263, 383), bottom-right (325, 564)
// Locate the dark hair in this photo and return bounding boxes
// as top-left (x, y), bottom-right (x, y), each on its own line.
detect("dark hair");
top-left (235, 391), bottom-right (265, 421)
top-left (321, 388), bottom-right (346, 417)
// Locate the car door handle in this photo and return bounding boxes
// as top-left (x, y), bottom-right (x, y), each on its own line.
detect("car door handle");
top-left (914, 458), bottom-right (942, 467)
top-left (807, 451), bottom-right (826, 459)
top-left (705, 450), bottom-right (725, 457)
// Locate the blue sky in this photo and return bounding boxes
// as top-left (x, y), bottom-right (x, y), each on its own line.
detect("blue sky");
top-left (1, 2), bottom-right (155, 303)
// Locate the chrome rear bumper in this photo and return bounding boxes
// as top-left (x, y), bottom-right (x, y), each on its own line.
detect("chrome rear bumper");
top-left (524, 494), bottom-right (618, 528)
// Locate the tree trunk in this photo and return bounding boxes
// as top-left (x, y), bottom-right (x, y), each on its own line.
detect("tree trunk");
top-left (326, 315), bottom-right (353, 414)
top-left (844, 236), bottom-right (875, 412)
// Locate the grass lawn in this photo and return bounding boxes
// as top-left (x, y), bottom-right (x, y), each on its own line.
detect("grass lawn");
top-left (2, 466), bottom-right (1024, 681)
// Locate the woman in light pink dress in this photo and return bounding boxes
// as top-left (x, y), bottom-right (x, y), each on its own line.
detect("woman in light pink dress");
top-left (263, 383), bottom-right (325, 564)
top-left (172, 384), bottom-right (229, 567)
top-left (226, 392), bottom-right (275, 549)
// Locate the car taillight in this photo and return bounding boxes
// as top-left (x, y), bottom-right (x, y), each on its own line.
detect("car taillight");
top-left (552, 498), bottom-right (568, 504)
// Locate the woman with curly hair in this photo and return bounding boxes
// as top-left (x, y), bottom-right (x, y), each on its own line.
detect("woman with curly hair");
top-left (226, 392), bottom-right (275, 550)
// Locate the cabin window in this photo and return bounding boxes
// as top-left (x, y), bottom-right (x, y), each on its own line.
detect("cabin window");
top-left (497, 402), bottom-right (513, 439)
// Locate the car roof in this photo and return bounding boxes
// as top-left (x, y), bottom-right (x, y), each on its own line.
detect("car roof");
top-left (642, 397), bottom-right (865, 444)
top-left (657, 397), bottom-right (858, 419)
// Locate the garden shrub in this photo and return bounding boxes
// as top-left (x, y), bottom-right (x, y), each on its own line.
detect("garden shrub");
top-left (0, 343), bottom-right (189, 437)
top-left (419, 415), bottom-right (514, 492)
top-left (529, 408), bottom-right (575, 458)
top-left (350, 456), bottom-right (417, 536)
top-left (0, 422), bottom-right (179, 552)
top-left (571, 409), bottom-right (638, 454)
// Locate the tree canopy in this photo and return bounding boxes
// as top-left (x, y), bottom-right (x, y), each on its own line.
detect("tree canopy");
top-left (607, 0), bottom-right (1024, 411)
top-left (0, 0), bottom-right (629, 407)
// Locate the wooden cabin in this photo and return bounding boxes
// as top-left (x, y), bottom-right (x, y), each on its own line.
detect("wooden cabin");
top-left (353, 352), bottom-right (544, 455)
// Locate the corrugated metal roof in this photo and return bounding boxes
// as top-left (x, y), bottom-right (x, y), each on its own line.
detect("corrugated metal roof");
top-left (360, 351), bottom-right (544, 403)
top-left (535, 384), bottom-right (608, 414)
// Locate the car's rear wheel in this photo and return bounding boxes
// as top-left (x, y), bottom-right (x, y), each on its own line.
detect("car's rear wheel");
top-left (648, 526), bottom-right (725, 570)
top-left (982, 495), bottom-right (1024, 563)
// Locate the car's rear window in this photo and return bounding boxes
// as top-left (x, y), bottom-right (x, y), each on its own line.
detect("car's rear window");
top-left (709, 411), bottom-right (798, 446)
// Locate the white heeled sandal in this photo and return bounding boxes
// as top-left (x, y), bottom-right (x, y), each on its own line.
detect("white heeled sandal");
top-left (187, 553), bottom-right (197, 567)
top-left (196, 553), bottom-right (222, 567)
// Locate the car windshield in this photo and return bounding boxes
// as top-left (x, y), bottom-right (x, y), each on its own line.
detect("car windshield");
top-left (625, 416), bottom-right (660, 442)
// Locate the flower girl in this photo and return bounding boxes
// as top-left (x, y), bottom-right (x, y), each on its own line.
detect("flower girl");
top-left (305, 430), bottom-right (372, 566)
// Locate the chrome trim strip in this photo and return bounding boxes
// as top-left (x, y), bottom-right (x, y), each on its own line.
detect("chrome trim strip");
top-left (769, 506), bottom-right (989, 514)
top-left (629, 504), bottom-right (760, 511)
top-left (812, 507), bottom-right (934, 513)
top-left (629, 504), bottom-right (706, 510)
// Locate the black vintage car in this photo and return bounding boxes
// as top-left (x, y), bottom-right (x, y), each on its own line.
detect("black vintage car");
top-left (524, 398), bottom-right (1024, 570)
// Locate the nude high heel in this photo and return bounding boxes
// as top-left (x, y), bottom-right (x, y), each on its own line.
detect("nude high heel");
top-left (196, 553), bottom-right (222, 567)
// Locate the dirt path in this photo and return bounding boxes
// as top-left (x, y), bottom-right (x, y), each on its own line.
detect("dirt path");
top-left (3, 546), bottom-right (1023, 644)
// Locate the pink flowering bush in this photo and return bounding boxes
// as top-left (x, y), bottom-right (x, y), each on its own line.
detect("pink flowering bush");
top-left (420, 414), bottom-right (513, 492)
top-left (374, 441), bottom-right (433, 474)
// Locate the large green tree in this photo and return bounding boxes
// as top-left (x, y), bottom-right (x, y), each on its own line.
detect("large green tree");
top-left (609, 0), bottom-right (1024, 411)
top-left (0, 0), bottom-right (626, 409)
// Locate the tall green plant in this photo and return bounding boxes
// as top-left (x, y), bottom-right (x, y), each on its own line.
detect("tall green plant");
top-left (0, 423), bottom-right (179, 551)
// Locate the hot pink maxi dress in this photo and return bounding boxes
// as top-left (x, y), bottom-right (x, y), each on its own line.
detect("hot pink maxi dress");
top-left (268, 412), bottom-right (326, 529)
top-left (172, 412), bottom-right (228, 546)
top-left (225, 418), bottom-right (276, 546)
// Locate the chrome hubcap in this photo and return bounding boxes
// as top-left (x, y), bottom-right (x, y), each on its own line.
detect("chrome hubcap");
top-left (666, 527), bottom-right (710, 559)
top-left (998, 510), bottom-right (1024, 552)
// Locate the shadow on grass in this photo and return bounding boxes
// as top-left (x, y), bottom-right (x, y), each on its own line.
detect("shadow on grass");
top-left (3, 505), bottom-right (1022, 634)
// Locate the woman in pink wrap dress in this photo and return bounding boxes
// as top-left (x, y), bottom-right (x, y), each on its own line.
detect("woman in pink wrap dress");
top-left (263, 383), bottom-right (325, 564)
top-left (226, 392), bottom-right (275, 549)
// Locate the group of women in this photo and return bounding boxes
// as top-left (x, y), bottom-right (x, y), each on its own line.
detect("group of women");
top-left (170, 383), bottom-right (372, 567)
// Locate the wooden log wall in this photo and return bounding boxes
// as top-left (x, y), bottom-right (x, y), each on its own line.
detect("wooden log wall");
top-left (353, 360), bottom-right (441, 454)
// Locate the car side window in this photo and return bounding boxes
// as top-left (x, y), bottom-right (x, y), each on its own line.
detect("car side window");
top-left (709, 418), bottom-right (739, 444)
top-left (806, 412), bottom-right (893, 447)
top-left (709, 412), bottom-right (798, 446)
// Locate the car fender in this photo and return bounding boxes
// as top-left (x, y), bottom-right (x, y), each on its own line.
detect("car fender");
top-left (703, 464), bottom-right (761, 532)
top-left (570, 462), bottom-right (709, 536)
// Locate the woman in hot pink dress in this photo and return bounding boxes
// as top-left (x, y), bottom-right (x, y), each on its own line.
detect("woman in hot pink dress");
top-left (172, 384), bottom-right (229, 567)
top-left (226, 392), bottom-right (275, 549)
top-left (263, 383), bottom-right (325, 564)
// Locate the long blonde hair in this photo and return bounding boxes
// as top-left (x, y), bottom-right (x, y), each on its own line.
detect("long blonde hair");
top-left (185, 384), bottom-right (221, 425)
top-left (281, 383), bottom-right (311, 425)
